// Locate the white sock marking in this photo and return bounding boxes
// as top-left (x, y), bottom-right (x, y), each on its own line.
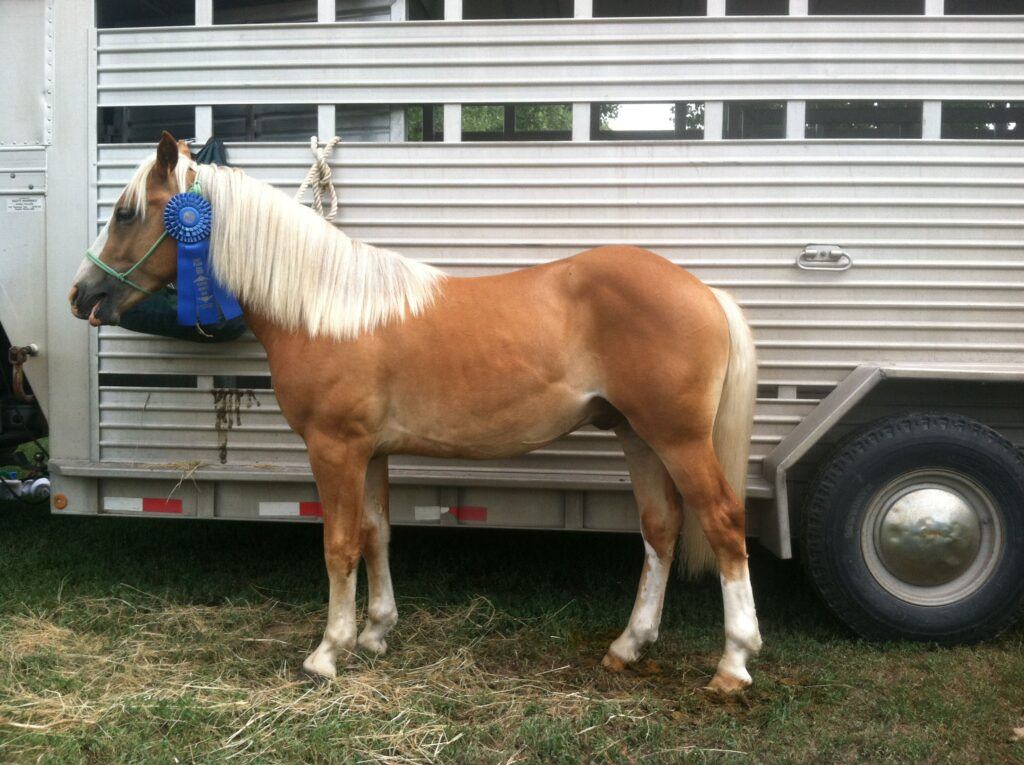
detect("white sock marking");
top-left (304, 567), bottom-right (358, 678)
top-left (357, 496), bottom-right (398, 654)
top-left (610, 537), bottom-right (672, 663)
top-left (717, 569), bottom-right (761, 684)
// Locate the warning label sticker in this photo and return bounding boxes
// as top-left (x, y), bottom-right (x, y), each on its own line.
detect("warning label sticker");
top-left (6, 197), bottom-right (43, 213)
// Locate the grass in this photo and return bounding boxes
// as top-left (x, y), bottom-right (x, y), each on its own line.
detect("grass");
top-left (0, 499), bottom-right (1022, 764)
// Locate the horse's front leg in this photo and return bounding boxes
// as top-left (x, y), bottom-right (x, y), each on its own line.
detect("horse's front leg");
top-left (357, 455), bottom-right (398, 654)
top-left (302, 436), bottom-right (370, 680)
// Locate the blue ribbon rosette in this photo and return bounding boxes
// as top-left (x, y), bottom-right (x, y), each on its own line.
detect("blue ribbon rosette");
top-left (163, 191), bottom-right (243, 327)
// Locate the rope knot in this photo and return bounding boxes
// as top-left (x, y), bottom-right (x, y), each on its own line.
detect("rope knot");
top-left (295, 135), bottom-right (341, 222)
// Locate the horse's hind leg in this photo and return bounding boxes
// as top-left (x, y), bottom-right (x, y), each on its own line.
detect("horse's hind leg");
top-left (357, 456), bottom-right (398, 654)
top-left (603, 426), bottom-right (684, 671)
top-left (655, 439), bottom-right (761, 691)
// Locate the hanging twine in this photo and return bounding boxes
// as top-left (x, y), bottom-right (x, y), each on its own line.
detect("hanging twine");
top-left (295, 135), bottom-right (341, 222)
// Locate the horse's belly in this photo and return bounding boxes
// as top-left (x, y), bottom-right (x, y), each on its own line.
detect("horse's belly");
top-left (379, 387), bottom-right (598, 460)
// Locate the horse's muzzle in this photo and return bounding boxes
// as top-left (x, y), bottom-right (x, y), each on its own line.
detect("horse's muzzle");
top-left (70, 276), bottom-right (126, 327)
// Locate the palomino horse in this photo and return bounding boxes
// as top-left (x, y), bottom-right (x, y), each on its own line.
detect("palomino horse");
top-left (69, 132), bottom-right (762, 691)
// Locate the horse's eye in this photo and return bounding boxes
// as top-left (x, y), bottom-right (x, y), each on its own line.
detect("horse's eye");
top-left (114, 207), bottom-right (135, 223)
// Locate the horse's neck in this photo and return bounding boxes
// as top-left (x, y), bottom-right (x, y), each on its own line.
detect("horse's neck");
top-left (241, 306), bottom-right (319, 378)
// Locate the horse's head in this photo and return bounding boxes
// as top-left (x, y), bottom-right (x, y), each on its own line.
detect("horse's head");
top-left (69, 131), bottom-right (193, 326)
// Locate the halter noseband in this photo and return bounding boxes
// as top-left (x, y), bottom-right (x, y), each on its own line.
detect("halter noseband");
top-left (84, 180), bottom-right (203, 296)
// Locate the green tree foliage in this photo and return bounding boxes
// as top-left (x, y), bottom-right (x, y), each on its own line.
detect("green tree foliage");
top-left (598, 103), bottom-right (619, 130)
top-left (405, 102), bottom-right (705, 140)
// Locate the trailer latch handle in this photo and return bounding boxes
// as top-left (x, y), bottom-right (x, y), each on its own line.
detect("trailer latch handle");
top-left (8, 344), bottom-right (38, 404)
top-left (797, 245), bottom-right (852, 271)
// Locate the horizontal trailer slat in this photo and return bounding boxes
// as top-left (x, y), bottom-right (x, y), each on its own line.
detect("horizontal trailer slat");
top-left (96, 138), bottom-right (1024, 160)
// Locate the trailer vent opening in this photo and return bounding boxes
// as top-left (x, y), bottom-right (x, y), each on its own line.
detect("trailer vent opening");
top-left (334, 106), bottom-right (394, 142)
top-left (96, 0), bottom-right (193, 27)
top-left (592, 103), bottom-right (704, 140)
top-left (213, 105), bottom-right (318, 142)
top-left (724, 102), bottom-right (785, 140)
top-left (405, 106), bottom-right (445, 141)
top-left (945, 0), bottom-right (1024, 14)
top-left (98, 374), bottom-right (199, 390)
top-left (727, 0), bottom-right (787, 14)
top-left (809, 0), bottom-right (924, 13)
top-left (407, 0), bottom-right (444, 19)
top-left (462, 104), bottom-right (572, 141)
top-left (805, 101), bottom-right (923, 139)
top-left (592, 0), bottom-right (704, 16)
top-left (99, 107), bottom-right (195, 144)
top-left (213, 376), bottom-right (274, 390)
top-left (213, 0), bottom-right (317, 24)
top-left (463, 0), bottom-right (572, 18)
top-left (941, 102), bottom-right (1023, 140)
top-left (796, 386), bottom-right (837, 401)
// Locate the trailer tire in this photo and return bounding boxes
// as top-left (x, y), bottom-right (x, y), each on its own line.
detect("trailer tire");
top-left (801, 412), bottom-right (1024, 643)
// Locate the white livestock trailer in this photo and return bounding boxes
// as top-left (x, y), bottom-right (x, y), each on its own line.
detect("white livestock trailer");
top-left (3, 0), bottom-right (1024, 642)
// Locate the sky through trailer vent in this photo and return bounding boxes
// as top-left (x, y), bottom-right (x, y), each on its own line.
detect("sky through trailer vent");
top-left (212, 105), bottom-right (318, 142)
top-left (941, 102), bottom-right (1023, 140)
top-left (723, 102), bottom-right (785, 140)
top-left (593, 0), bottom-right (705, 17)
top-left (727, 0), bottom-right (787, 13)
top-left (98, 107), bottom-right (195, 144)
top-left (805, 101), bottom-right (923, 139)
top-left (592, 103), bottom-right (704, 140)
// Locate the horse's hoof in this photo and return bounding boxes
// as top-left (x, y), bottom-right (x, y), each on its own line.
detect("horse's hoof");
top-left (704, 670), bottom-right (751, 694)
top-left (301, 650), bottom-right (338, 681)
top-left (601, 652), bottom-right (628, 673)
top-left (295, 666), bottom-right (333, 686)
top-left (357, 632), bottom-right (387, 655)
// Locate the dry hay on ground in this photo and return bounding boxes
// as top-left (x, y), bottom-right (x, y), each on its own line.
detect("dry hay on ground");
top-left (0, 594), bottom-right (726, 763)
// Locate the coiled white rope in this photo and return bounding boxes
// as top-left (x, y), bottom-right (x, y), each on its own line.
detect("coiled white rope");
top-left (295, 135), bottom-right (341, 221)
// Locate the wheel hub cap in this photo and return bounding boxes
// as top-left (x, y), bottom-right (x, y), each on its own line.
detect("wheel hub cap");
top-left (861, 469), bottom-right (1003, 606)
top-left (877, 487), bottom-right (981, 587)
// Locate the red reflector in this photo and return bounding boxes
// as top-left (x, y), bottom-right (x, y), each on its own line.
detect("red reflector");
top-left (299, 501), bottom-right (323, 517)
top-left (451, 506), bottom-right (487, 522)
top-left (142, 497), bottom-right (183, 514)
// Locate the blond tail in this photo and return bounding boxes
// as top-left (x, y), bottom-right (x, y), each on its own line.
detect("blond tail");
top-left (680, 287), bottom-right (758, 578)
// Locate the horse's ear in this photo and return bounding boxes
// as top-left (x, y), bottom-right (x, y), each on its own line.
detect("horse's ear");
top-left (156, 131), bottom-right (179, 177)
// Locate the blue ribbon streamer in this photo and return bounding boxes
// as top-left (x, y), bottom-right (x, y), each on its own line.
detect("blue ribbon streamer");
top-left (176, 239), bottom-right (243, 327)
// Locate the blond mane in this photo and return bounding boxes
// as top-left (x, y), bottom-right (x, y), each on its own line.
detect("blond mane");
top-left (120, 153), bottom-right (444, 341)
